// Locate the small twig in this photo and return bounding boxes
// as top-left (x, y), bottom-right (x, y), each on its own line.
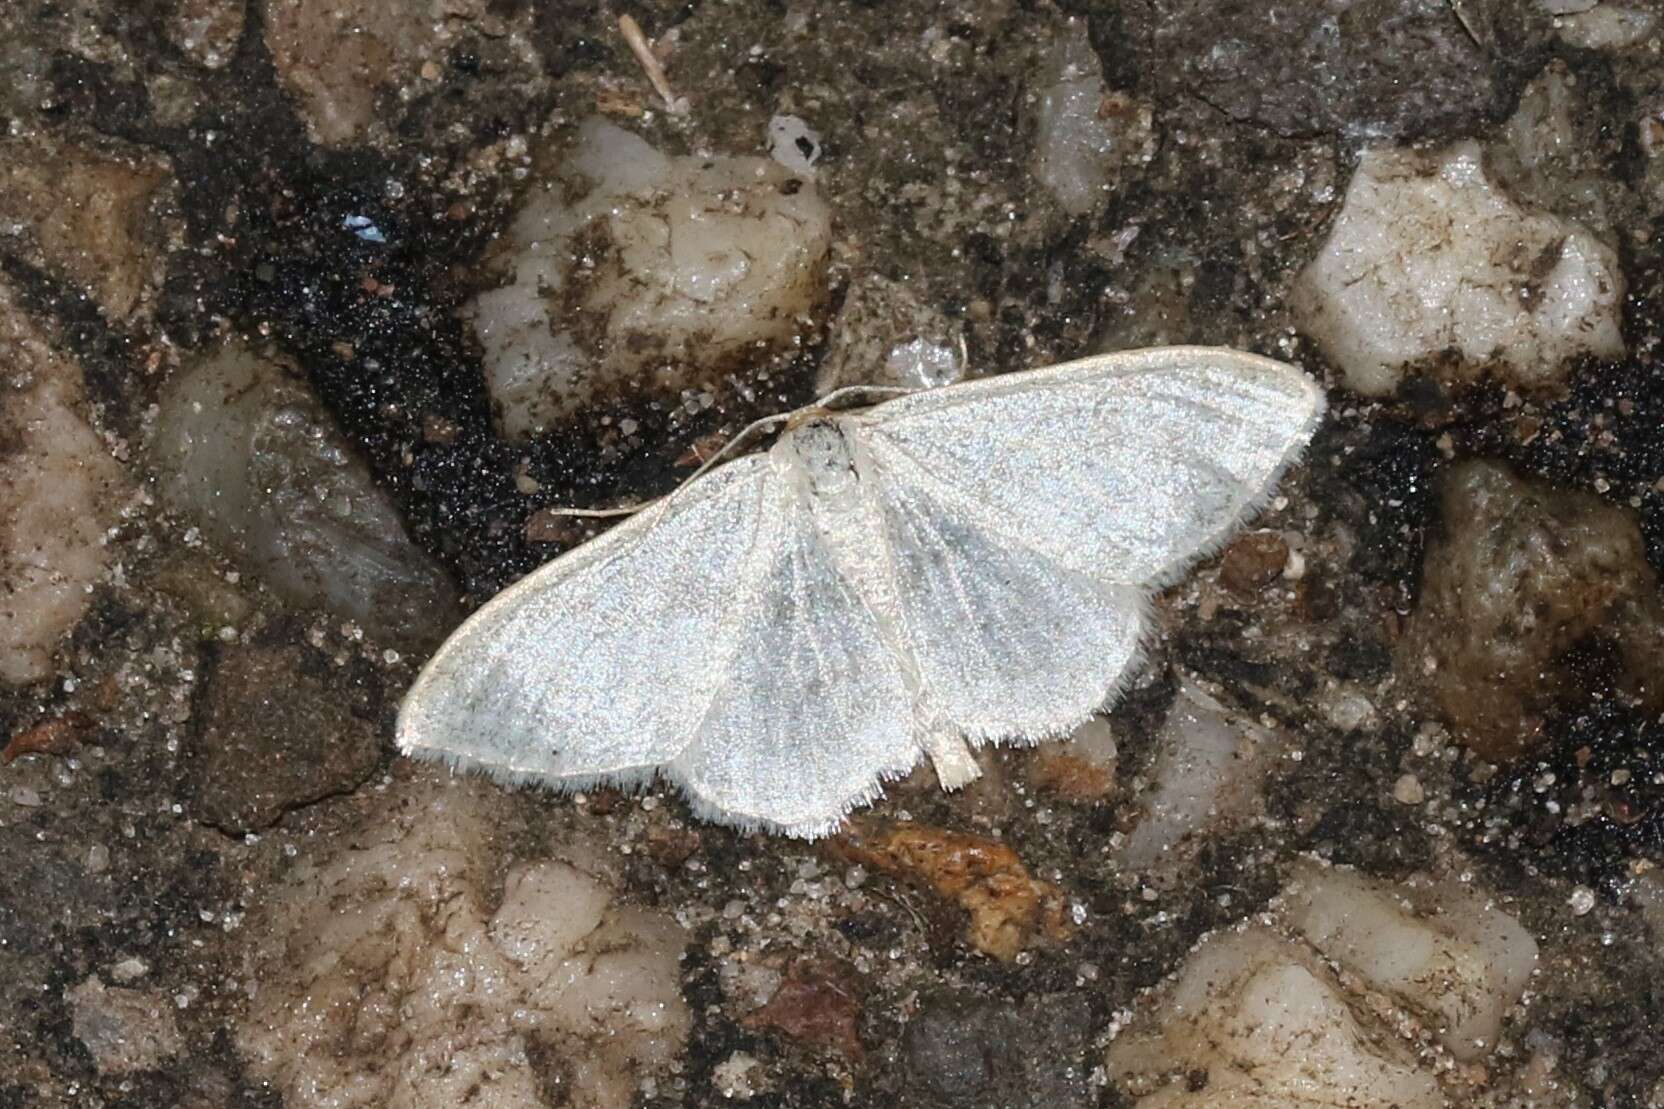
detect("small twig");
top-left (618, 15), bottom-right (685, 114)
top-left (1447, 0), bottom-right (1484, 48)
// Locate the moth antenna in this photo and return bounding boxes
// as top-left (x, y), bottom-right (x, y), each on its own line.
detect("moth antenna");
top-left (537, 408), bottom-right (798, 523)
top-left (679, 409), bottom-right (794, 485)
top-left (539, 504), bottom-right (648, 519)
top-left (815, 382), bottom-right (919, 409)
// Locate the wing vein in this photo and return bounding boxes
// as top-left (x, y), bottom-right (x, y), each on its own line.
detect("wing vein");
top-left (676, 475), bottom-right (788, 762)
top-left (864, 429), bottom-right (1130, 584)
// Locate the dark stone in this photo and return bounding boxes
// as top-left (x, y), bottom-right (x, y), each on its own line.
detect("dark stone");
top-left (901, 990), bottom-right (1093, 1109)
top-left (1140, 0), bottom-right (1549, 140)
top-left (0, 827), bottom-right (106, 957)
top-left (191, 644), bottom-right (382, 833)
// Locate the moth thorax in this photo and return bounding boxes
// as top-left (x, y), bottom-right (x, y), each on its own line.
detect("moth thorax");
top-left (779, 417), bottom-right (860, 498)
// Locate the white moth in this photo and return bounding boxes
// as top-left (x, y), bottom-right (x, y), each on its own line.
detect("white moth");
top-left (397, 346), bottom-right (1324, 837)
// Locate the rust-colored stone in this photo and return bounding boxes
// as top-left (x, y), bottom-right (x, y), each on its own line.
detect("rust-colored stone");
top-left (828, 820), bottom-right (1071, 961)
top-left (1026, 749), bottom-right (1115, 802)
top-left (584, 787), bottom-right (626, 815)
top-left (2, 711), bottom-right (93, 764)
top-left (743, 958), bottom-right (864, 1060)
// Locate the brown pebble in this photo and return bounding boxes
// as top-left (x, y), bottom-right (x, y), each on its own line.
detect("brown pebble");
top-left (191, 644), bottom-right (382, 833)
top-left (643, 821), bottom-right (701, 869)
top-left (584, 787), bottom-right (625, 815)
top-left (1405, 461), bottom-right (1664, 761)
top-left (743, 958), bottom-right (864, 1060)
top-left (1218, 531), bottom-right (1288, 594)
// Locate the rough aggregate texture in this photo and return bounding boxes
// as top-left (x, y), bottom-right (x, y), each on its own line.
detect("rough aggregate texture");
top-left (1141, 0), bottom-right (1551, 140)
top-left (467, 117), bottom-right (833, 438)
top-left (1, 0), bottom-right (1664, 1104)
top-left (0, 132), bottom-right (175, 320)
top-left (238, 776), bottom-right (690, 1109)
top-left (66, 976), bottom-right (184, 1076)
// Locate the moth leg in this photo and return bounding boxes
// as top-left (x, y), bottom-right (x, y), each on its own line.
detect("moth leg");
top-left (919, 724), bottom-right (981, 790)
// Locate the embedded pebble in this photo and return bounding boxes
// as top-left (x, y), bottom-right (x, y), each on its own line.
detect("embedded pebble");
top-left (1405, 460), bottom-right (1664, 760)
top-left (262, 0), bottom-right (520, 146)
top-left (1025, 715), bottom-right (1119, 802)
top-left (767, 114), bottom-right (823, 176)
top-left (239, 778), bottom-right (689, 1109)
top-left (830, 819), bottom-right (1070, 961)
top-left (1280, 860), bottom-right (1538, 1061)
top-left (0, 281), bottom-right (128, 685)
top-left (1119, 678), bottom-right (1274, 870)
top-left (712, 1052), bottom-right (762, 1100)
top-left (1554, 3), bottom-right (1658, 48)
top-left (108, 957), bottom-right (150, 983)
top-left (2, 712), bottom-right (94, 764)
top-left (1293, 140), bottom-right (1624, 396)
top-left (0, 132), bottom-right (174, 319)
top-left (67, 977), bottom-right (183, 1075)
top-left (168, 0), bottom-right (244, 68)
top-left (1319, 687), bottom-right (1377, 733)
top-left (903, 991), bottom-right (1093, 1109)
top-left (1113, 862), bottom-right (1537, 1102)
top-left (1217, 530), bottom-right (1289, 594)
top-left (150, 344), bottom-right (458, 645)
top-left (814, 272), bottom-right (967, 396)
top-left (1392, 773), bottom-right (1426, 805)
top-left (1492, 60), bottom-right (1622, 233)
top-left (1109, 925), bottom-right (1443, 1107)
top-left (741, 957), bottom-right (864, 1060)
top-left (1031, 21), bottom-right (1153, 217)
top-left (468, 118), bottom-right (833, 438)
